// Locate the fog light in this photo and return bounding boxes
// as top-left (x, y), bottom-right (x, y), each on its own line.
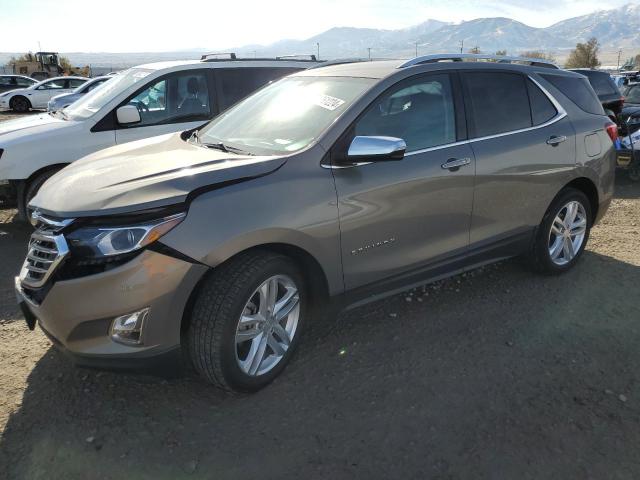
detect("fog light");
top-left (110, 308), bottom-right (149, 345)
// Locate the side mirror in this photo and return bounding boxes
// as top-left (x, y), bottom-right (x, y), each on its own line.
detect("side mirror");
top-left (347, 136), bottom-right (406, 162)
top-left (116, 105), bottom-right (141, 125)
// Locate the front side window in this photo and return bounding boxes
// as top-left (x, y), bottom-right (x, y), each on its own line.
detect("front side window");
top-left (0, 77), bottom-right (12, 86)
top-left (64, 68), bottom-right (154, 120)
top-left (354, 74), bottom-right (456, 152)
top-left (198, 76), bottom-right (375, 155)
top-left (464, 72), bottom-right (531, 138)
top-left (124, 71), bottom-right (211, 127)
top-left (40, 79), bottom-right (65, 90)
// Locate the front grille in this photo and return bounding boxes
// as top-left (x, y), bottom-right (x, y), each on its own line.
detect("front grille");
top-left (19, 212), bottom-right (74, 290)
top-left (20, 232), bottom-right (69, 288)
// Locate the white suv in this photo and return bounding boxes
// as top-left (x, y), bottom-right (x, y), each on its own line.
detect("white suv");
top-left (0, 54), bottom-right (320, 218)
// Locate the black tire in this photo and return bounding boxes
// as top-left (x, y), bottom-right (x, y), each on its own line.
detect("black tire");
top-left (527, 188), bottom-right (592, 275)
top-left (10, 96), bottom-right (31, 113)
top-left (188, 250), bottom-right (307, 393)
top-left (21, 169), bottom-right (60, 223)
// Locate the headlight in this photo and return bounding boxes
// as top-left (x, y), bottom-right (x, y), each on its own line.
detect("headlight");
top-left (66, 212), bottom-right (186, 259)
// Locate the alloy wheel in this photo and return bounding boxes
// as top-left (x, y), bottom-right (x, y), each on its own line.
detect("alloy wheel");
top-left (547, 200), bottom-right (587, 266)
top-left (235, 275), bottom-right (300, 376)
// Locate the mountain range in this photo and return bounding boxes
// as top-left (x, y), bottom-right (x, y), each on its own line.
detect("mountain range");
top-left (235, 3), bottom-right (640, 59)
top-left (1, 4), bottom-right (639, 68)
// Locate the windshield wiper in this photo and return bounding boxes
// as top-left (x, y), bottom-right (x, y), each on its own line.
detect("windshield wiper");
top-left (200, 141), bottom-right (254, 156)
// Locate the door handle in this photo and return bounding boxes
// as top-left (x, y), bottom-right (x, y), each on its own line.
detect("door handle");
top-left (441, 157), bottom-right (471, 171)
top-left (546, 135), bottom-right (567, 146)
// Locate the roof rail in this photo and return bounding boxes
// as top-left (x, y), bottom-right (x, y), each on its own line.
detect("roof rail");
top-left (275, 54), bottom-right (317, 61)
top-left (398, 53), bottom-right (558, 69)
top-left (307, 58), bottom-right (368, 69)
top-left (200, 52), bottom-right (237, 61)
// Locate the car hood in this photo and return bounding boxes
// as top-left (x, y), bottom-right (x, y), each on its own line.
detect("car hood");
top-left (50, 92), bottom-right (78, 102)
top-left (0, 112), bottom-right (68, 136)
top-left (31, 132), bottom-right (287, 218)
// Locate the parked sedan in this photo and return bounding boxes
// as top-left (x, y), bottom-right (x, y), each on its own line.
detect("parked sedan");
top-left (0, 76), bottom-right (88, 112)
top-left (0, 75), bottom-right (37, 94)
top-left (47, 76), bottom-right (111, 112)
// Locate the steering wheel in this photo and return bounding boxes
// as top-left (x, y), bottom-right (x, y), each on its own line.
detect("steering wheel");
top-left (129, 100), bottom-right (149, 114)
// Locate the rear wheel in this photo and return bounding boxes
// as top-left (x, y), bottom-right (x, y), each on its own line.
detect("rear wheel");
top-left (188, 251), bottom-right (307, 392)
top-left (10, 96), bottom-right (31, 113)
top-left (527, 188), bottom-right (592, 275)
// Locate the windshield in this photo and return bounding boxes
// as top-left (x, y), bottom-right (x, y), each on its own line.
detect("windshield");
top-left (198, 76), bottom-right (376, 155)
top-left (624, 85), bottom-right (640, 104)
top-left (64, 68), bottom-right (153, 120)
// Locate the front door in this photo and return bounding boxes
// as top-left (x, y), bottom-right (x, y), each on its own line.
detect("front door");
top-left (332, 72), bottom-right (476, 290)
top-left (114, 70), bottom-right (213, 144)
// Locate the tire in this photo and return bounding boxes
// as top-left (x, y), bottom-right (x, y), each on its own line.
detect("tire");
top-left (21, 169), bottom-right (60, 223)
top-left (10, 96), bottom-right (31, 113)
top-left (527, 188), bottom-right (592, 275)
top-left (188, 250), bottom-right (307, 392)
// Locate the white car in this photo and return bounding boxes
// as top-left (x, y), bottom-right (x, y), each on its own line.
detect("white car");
top-left (0, 76), bottom-right (88, 112)
top-left (47, 76), bottom-right (111, 112)
top-left (0, 55), bottom-right (321, 218)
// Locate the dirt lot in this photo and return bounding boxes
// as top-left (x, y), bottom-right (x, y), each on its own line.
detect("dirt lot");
top-left (0, 110), bottom-right (639, 478)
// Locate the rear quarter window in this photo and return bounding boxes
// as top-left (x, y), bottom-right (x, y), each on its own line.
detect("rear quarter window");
top-left (540, 74), bottom-right (604, 115)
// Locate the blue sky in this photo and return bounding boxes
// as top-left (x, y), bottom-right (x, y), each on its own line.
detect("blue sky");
top-left (0, 0), bottom-right (635, 52)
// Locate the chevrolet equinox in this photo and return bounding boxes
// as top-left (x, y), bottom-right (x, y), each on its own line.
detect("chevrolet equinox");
top-left (17, 54), bottom-right (616, 392)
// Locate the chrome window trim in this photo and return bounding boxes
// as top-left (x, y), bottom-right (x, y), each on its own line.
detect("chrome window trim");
top-left (324, 74), bottom-right (567, 168)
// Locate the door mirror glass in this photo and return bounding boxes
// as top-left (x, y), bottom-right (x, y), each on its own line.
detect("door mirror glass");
top-left (116, 105), bottom-right (141, 125)
top-left (347, 136), bottom-right (406, 161)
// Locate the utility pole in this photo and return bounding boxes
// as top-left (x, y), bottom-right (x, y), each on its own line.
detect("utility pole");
top-left (617, 49), bottom-right (622, 71)
top-left (316, 42), bottom-right (320, 61)
top-left (460, 39), bottom-right (464, 54)
top-left (368, 47), bottom-right (372, 61)
top-left (415, 41), bottom-right (418, 57)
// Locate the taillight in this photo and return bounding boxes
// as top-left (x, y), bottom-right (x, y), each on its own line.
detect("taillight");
top-left (605, 122), bottom-right (619, 143)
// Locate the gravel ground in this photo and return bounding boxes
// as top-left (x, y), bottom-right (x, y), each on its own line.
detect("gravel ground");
top-left (0, 111), bottom-right (639, 479)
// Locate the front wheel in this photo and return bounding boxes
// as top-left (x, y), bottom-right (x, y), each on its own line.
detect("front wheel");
top-left (188, 251), bottom-right (307, 392)
top-left (527, 188), bottom-right (592, 275)
top-left (10, 96), bottom-right (31, 113)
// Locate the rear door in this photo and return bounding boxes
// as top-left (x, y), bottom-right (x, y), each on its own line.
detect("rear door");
top-left (332, 72), bottom-right (476, 290)
top-left (462, 70), bottom-right (576, 247)
top-left (114, 69), bottom-right (214, 144)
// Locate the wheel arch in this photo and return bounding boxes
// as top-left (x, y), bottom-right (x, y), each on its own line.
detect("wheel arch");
top-left (17, 163), bottom-right (69, 220)
top-left (180, 242), bottom-right (331, 336)
top-left (10, 95), bottom-right (32, 109)
top-left (562, 177), bottom-right (599, 222)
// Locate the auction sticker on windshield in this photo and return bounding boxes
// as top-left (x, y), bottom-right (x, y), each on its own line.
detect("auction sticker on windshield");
top-left (314, 94), bottom-right (345, 111)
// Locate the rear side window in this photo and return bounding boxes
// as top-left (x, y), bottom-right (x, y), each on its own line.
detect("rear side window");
top-left (540, 74), bottom-right (604, 115)
top-left (217, 67), bottom-right (302, 110)
top-left (527, 79), bottom-right (557, 125)
top-left (464, 72), bottom-right (531, 137)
